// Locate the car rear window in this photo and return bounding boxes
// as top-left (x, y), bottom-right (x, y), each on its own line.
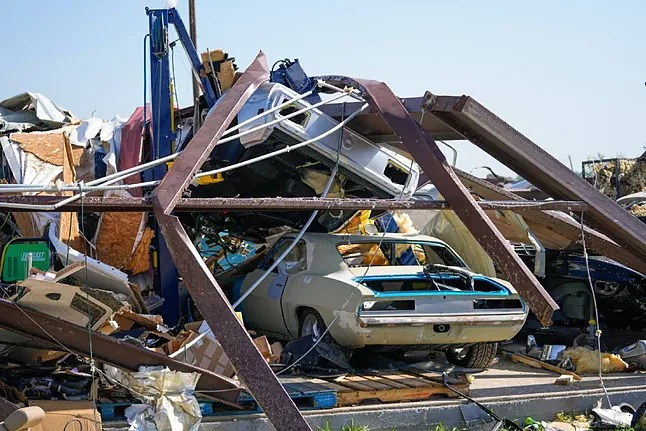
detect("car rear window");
top-left (336, 241), bottom-right (463, 267)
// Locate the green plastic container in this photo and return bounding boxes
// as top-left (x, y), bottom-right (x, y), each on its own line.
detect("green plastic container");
top-left (1, 239), bottom-right (51, 282)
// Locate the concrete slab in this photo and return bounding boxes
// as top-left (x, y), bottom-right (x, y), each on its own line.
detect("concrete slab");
top-left (103, 359), bottom-right (646, 430)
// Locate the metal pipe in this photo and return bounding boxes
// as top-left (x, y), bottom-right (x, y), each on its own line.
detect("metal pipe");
top-left (0, 196), bottom-right (589, 213)
top-left (214, 89), bottom-right (351, 147)
top-left (316, 80), bottom-right (365, 102)
top-left (221, 88), bottom-right (316, 137)
top-left (195, 103), bottom-right (369, 178)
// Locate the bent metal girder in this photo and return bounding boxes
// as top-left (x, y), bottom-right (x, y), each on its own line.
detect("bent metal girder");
top-left (454, 168), bottom-right (646, 275)
top-left (152, 52), bottom-right (312, 431)
top-left (0, 299), bottom-right (241, 405)
top-left (424, 93), bottom-right (646, 266)
top-left (319, 75), bottom-right (559, 326)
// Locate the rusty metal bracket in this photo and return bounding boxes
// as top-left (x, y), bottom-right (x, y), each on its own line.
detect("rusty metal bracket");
top-left (318, 76), bottom-right (558, 325)
top-left (152, 52), bottom-right (311, 431)
top-left (0, 299), bottom-right (241, 405)
top-left (425, 93), bottom-right (646, 263)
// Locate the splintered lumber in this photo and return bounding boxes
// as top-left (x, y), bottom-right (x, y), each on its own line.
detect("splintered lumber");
top-left (501, 351), bottom-right (581, 381)
top-left (316, 371), bottom-right (469, 406)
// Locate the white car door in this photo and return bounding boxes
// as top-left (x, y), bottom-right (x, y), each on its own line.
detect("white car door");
top-left (240, 238), bottom-right (308, 338)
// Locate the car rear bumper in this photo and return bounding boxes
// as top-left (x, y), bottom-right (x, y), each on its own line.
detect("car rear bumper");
top-left (329, 311), bottom-right (528, 348)
top-left (358, 312), bottom-right (527, 327)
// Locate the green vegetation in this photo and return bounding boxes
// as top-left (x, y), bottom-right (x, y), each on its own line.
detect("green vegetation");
top-left (317, 419), bottom-right (369, 431)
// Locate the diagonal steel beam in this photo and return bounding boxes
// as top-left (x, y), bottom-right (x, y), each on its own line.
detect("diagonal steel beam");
top-left (0, 299), bottom-right (241, 405)
top-left (319, 76), bottom-right (558, 325)
top-left (425, 93), bottom-right (646, 264)
top-left (154, 52), bottom-right (271, 215)
top-left (455, 169), bottom-right (646, 275)
top-left (152, 52), bottom-right (311, 431)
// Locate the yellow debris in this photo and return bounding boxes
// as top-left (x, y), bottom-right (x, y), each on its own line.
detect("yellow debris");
top-left (563, 347), bottom-right (627, 374)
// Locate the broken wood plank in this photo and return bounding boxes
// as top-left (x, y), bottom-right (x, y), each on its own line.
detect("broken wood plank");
top-left (501, 351), bottom-right (581, 380)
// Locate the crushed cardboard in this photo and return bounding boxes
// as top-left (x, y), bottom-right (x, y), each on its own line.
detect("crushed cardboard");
top-left (563, 347), bottom-right (628, 374)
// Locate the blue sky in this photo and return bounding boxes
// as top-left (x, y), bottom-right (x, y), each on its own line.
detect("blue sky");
top-left (1, 1), bottom-right (644, 176)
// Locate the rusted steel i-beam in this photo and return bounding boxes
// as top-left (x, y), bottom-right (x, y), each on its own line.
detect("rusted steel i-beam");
top-left (152, 52), bottom-right (312, 431)
top-left (455, 169), bottom-right (646, 275)
top-left (319, 76), bottom-right (558, 325)
top-left (0, 196), bottom-right (589, 213)
top-left (0, 299), bottom-right (241, 404)
top-left (425, 93), bottom-right (646, 264)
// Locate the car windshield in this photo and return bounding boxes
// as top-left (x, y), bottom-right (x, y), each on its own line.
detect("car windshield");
top-left (336, 241), bottom-right (464, 268)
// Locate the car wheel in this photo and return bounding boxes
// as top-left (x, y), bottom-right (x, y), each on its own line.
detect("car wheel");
top-left (593, 281), bottom-right (625, 297)
top-left (299, 309), bottom-right (326, 339)
top-left (445, 342), bottom-right (498, 368)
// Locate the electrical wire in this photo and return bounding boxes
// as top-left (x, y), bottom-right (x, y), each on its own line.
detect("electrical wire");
top-left (232, 163), bottom-right (340, 310)
top-left (579, 211), bottom-right (612, 408)
top-left (63, 418), bottom-right (85, 431)
top-left (231, 99), bottom-right (362, 309)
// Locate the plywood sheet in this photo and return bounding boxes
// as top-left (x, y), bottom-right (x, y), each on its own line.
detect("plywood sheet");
top-left (123, 227), bottom-right (154, 274)
top-left (10, 131), bottom-right (84, 166)
top-left (13, 212), bottom-right (40, 237)
top-left (58, 135), bottom-right (84, 251)
top-left (95, 211), bottom-right (145, 270)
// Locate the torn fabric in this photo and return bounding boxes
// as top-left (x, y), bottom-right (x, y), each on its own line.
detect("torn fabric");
top-left (119, 106), bottom-right (150, 197)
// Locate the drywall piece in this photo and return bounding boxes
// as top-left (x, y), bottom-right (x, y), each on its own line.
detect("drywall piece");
top-left (16, 279), bottom-right (113, 330)
top-left (48, 225), bottom-right (136, 303)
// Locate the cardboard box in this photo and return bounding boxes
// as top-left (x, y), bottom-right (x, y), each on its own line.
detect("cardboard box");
top-left (173, 321), bottom-right (235, 378)
top-left (30, 400), bottom-right (102, 431)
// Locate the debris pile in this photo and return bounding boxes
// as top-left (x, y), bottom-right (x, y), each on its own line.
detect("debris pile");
top-left (584, 157), bottom-right (646, 199)
top-left (0, 22), bottom-right (645, 431)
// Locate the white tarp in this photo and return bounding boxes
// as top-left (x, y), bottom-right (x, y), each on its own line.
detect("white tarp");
top-left (0, 92), bottom-right (76, 127)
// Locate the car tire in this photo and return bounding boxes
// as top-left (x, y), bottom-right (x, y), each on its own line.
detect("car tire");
top-left (298, 308), bottom-right (326, 339)
top-left (445, 342), bottom-right (498, 368)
